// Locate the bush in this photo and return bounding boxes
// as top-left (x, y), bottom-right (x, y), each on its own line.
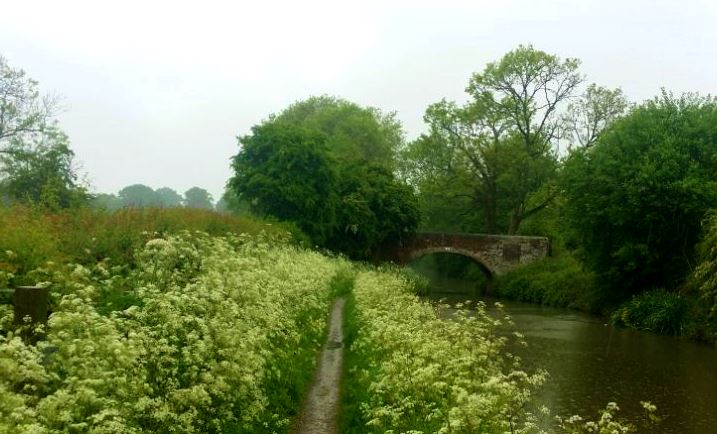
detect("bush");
top-left (612, 289), bottom-right (691, 335)
top-left (493, 254), bottom-right (604, 312)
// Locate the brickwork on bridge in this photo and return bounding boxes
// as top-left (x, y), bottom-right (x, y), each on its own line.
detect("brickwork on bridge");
top-left (391, 232), bottom-right (550, 276)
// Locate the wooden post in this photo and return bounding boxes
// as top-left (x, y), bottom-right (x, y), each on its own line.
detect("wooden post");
top-left (13, 286), bottom-right (50, 325)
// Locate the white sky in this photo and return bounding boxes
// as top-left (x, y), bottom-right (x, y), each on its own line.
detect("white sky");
top-left (1, 0), bottom-right (715, 199)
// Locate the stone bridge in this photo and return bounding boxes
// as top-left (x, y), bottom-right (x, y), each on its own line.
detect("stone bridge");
top-left (389, 232), bottom-right (550, 276)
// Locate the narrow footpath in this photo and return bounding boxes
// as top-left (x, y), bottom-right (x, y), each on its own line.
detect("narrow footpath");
top-left (293, 297), bottom-right (346, 434)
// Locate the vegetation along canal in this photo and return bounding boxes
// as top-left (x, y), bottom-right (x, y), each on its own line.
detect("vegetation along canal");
top-left (420, 275), bottom-right (717, 434)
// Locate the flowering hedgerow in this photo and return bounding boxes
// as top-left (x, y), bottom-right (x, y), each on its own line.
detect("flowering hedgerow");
top-left (341, 270), bottom-right (655, 434)
top-left (0, 231), bottom-right (347, 433)
top-left (342, 270), bottom-right (546, 433)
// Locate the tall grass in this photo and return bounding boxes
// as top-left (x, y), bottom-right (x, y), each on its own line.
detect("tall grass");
top-left (0, 205), bottom-right (306, 287)
top-left (611, 289), bottom-right (692, 336)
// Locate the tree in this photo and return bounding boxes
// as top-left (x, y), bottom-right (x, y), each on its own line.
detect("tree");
top-left (215, 188), bottom-right (249, 214)
top-left (328, 163), bottom-right (419, 258)
top-left (0, 56), bottom-right (58, 148)
top-left (694, 211), bottom-right (717, 337)
top-left (183, 187), bottom-right (213, 209)
top-left (562, 93), bottom-right (717, 297)
top-left (403, 46), bottom-right (626, 235)
top-left (118, 184), bottom-right (159, 207)
top-left (0, 126), bottom-right (88, 209)
top-left (229, 98), bottom-right (419, 258)
top-left (561, 84), bottom-right (628, 150)
top-left (156, 187), bottom-right (183, 207)
top-left (0, 55), bottom-right (87, 209)
top-left (229, 122), bottom-right (338, 245)
top-left (272, 95), bottom-right (403, 167)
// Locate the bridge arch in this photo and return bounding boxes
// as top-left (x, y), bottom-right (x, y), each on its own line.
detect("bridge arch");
top-left (407, 247), bottom-right (496, 277)
top-left (387, 232), bottom-right (550, 276)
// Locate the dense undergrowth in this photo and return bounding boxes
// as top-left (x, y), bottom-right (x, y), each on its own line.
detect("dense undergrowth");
top-left (493, 254), bottom-right (604, 313)
top-left (1, 231), bottom-right (345, 433)
top-left (493, 229), bottom-right (717, 342)
top-left (0, 205), bottom-right (306, 288)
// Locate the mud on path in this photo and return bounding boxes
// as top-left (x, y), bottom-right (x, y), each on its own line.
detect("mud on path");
top-left (293, 297), bottom-right (346, 434)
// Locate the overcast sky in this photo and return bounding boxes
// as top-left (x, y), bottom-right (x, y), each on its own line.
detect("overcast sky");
top-left (1, 0), bottom-right (715, 200)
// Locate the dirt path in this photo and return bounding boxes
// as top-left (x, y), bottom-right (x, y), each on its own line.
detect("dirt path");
top-left (293, 297), bottom-right (346, 434)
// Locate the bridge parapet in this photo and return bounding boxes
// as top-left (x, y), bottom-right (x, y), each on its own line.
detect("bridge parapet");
top-left (391, 232), bottom-right (550, 276)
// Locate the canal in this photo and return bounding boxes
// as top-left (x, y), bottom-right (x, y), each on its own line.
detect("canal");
top-left (418, 269), bottom-right (717, 433)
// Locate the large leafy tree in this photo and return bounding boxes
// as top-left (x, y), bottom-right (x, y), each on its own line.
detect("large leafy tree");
top-left (229, 121), bottom-right (338, 245)
top-left (0, 55), bottom-right (87, 209)
top-left (229, 97), bottom-right (419, 258)
top-left (0, 56), bottom-right (57, 146)
top-left (329, 163), bottom-right (419, 258)
top-left (156, 187), bottom-right (184, 207)
top-left (403, 45), bottom-right (625, 234)
top-left (562, 93), bottom-right (717, 296)
top-left (0, 127), bottom-right (88, 208)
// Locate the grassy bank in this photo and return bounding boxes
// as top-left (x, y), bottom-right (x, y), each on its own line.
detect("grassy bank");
top-left (493, 249), bottom-right (717, 343)
top-left (341, 269), bottom-right (546, 433)
top-left (0, 205), bottom-right (306, 288)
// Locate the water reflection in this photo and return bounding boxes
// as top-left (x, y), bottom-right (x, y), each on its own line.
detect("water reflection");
top-left (425, 291), bottom-right (717, 434)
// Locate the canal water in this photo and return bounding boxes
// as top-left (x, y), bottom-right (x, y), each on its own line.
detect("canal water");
top-left (423, 281), bottom-right (717, 433)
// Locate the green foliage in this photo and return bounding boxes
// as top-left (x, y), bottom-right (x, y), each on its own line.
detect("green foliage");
top-left (230, 121), bottom-right (338, 246)
top-left (328, 163), bottom-right (419, 258)
top-left (0, 205), bottom-right (304, 288)
top-left (612, 289), bottom-right (691, 335)
top-left (274, 95), bottom-right (403, 167)
top-left (693, 211), bottom-right (717, 340)
top-left (0, 55), bottom-right (56, 144)
top-left (0, 232), bottom-right (348, 433)
top-left (341, 270), bottom-right (546, 434)
top-left (183, 186), bottom-right (213, 209)
top-left (0, 56), bottom-right (85, 211)
top-left (118, 184), bottom-right (161, 207)
top-left (155, 187), bottom-right (184, 207)
top-left (402, 46), bottom-right (627, 235)
top-left (229, 97), bottom-right (419, 258)
top-left (402, 46), bottom-right (591, 234)
top-left (494, 254), bottom-right (603, 312)
top-left (562, 93), bottom-right (717, 297)
top-left (215, 188), bottom-right (249, 214)
top-left (0, 127), bottom-right (88, 209)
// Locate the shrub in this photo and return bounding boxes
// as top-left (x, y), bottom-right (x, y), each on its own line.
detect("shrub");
top-left (493, 254), bottom-right (604, 312)
top-left (612, 289), bottom-right (691, 335)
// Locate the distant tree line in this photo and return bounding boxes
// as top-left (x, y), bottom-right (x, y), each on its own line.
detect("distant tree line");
top-left (94, 185), bottom-right (215, 210)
